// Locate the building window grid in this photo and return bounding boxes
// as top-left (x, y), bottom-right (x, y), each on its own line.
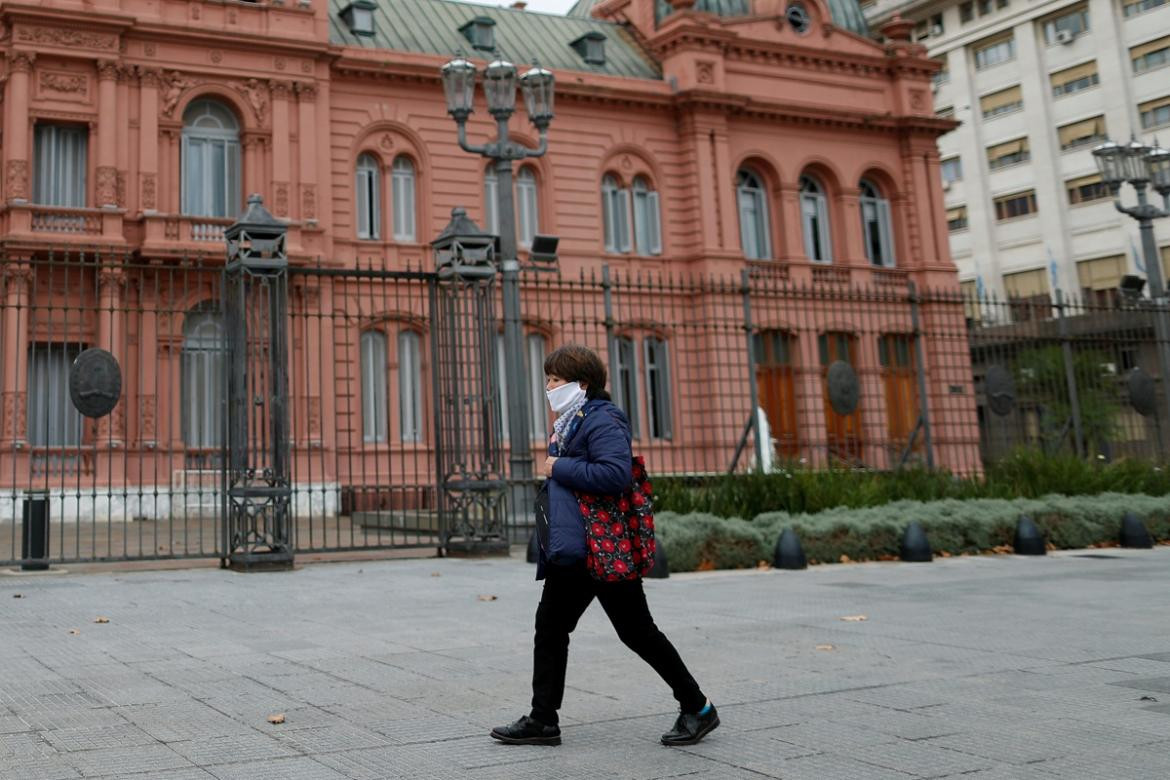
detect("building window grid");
top-left (398, 330), bottom-right (423, 443)
top-left (355, 153), bottom-right (381, 240)
top-left (859, 180), bottom-right (895, 268)
top-left (980, 86), bottom-right (1023, 119)
top-left (1124, 0), bottom-right (1167, 17)
top-left (181, 99), bottom-right (242, 219)
top-left (27, 343), bottom-right (84, 449)
top-left (1067, 175), bottom-right (1111, 206)
top-left (601, 174), bottom-right (631, 253)
top-left (947, 206), bottom-right (969, 232)
top-left (987, 137), bottom-right (1031, 171)
top-left (391, 156), bottom-right (416, 242)
top-left (941, 157), bottom-right (963, 184)
top-left (1042, 7), bottom-right (1089, 45)
top-left (181, 309), bottom-right (226, 450)
top-left (799, 175), bottom-right (833, 264)
top-left (1133, 39), bottom-right (1170, 74)
top-left (974, 37), bottom-right (1016, 70)
top-left (736, 169), bottom-right (772, 261)
top-left (360, 330), bottom-right (388, 443)
top-left (1140, 99), bottom-right (1170, 130)
top-left (1058, 116), bottom-right (1107, 152)
top-left (993, 190), bottom-right (1038, 221)
top-left (1051, 64), bottom-right (1100, 98)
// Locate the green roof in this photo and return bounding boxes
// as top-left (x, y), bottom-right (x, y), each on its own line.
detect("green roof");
top-left (647, 0), bottom-right (870, 38)
top-left (330, 0), bottom-right (661, 80)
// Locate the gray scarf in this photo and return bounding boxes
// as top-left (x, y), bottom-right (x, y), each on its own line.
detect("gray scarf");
top-left (552, 394), bottom-right (589, 449)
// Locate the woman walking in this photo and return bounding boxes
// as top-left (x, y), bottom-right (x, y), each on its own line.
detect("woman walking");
top-left (491, 344), bottom-right (718, 747)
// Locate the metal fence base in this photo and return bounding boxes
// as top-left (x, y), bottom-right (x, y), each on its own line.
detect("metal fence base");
top-left (226, 551), bottom-right (295, 572)
top-left (444, 538), bottom-right (510, 557)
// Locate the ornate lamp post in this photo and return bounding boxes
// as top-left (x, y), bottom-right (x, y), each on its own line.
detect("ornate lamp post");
top-left (1093, 138), bottom-right (1170, 428)
top-left (440, 54), bottom-right (555, 513)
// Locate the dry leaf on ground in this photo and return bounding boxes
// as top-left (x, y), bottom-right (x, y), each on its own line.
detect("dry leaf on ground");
top-left (839, 615), bottom-right (868, 622)
top-left (477, 594), bottom-right (498, 602)
top-left (815, 644), bottom-right (836, 651)
top-left (12, 594), bottom-right (22, 599)
top-left (267, 713), bottom-right (285, 724)
top-left (67, 629), bottom-right (80, 636)
top-left (93, 617), bottom-right (109, 624)
top-left (430, 572), bottom-right (441, 577)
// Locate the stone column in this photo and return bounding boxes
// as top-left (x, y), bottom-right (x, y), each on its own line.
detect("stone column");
top-left (296, 82), bottom-right (318, 223)
top-left (4, 53), bottom-right (34, 203)
top-left (137, 68), bottom-right (161, 213)
top-left (837, 191), bottom-right (865, 265)
top-left (96, 61), bottom-right (119, 208)
top-left (270, 80), bottom-right (292, 218)
top-left (1, 263), bottom-right (32, 446)
top-left (136, 274), bottom-right (158, 449)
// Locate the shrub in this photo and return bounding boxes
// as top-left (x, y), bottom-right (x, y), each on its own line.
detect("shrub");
top-left (654, 451), bottom-right (1170, 521)
top-left (656, 493), bottom-right (1170, 573)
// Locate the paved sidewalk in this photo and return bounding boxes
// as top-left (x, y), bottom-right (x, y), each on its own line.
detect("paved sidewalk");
top-left (2, 548), bottom-right (1170, 779)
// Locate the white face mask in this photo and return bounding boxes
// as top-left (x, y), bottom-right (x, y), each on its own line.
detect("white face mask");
top-left (546, 382), bottom-right (586, 415)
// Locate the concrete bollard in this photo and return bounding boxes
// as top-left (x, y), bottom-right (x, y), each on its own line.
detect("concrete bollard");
top-left (773, 528), bottom-right (807, 570)
top-left (900, 521), bottom-right (932, 562)
top-left (1014, 515), bottom-right (1047, 556)
top-left (1120, 512), bottom-right (1153, 549)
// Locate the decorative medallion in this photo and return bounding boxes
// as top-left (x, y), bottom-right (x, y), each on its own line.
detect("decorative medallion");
top-left (69, 348), bottom-right (122, 420)
top-left (39, 71), bottom-right (88, 97)
top-left (1128, 367), bottom-right (1156, 417)
top-left (827, 361), bottom-right (860, 416)
top-left (984, 364), bottom-right (1015, 416)
top-left (16, 25), bottom-right (118, 50)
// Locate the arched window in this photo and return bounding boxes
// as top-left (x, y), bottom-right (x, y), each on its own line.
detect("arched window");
top-left (496, 331), bottom-right (550, 442)
top-left (182, 99), bottom-right (241, 218)
top-left (398, 330), bottom-right (423, 443)
top-left (516, 167), bottom-right (539, 249)
top-left (355, 153), bottom-right (381, 240)
top-left (860, 179), bottom-right (895, 267)
top-left (391, 156), bottom-right (416, 242)
top-left (736, 170), bottom-right (771, 260)
top-left (360, 330), bottom-right (388, 443)
top-left (602, 174), bottom-right (631, 253)
top-left (181, 304), bottom-right (226, 450)
top-left (632, 176), bottom-right (662, 256)
top-left (800, 175), bottom-right (833, 263)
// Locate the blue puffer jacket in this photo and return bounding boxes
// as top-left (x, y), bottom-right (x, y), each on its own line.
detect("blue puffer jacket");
top-left (535, 398), bottom-right (632, 580)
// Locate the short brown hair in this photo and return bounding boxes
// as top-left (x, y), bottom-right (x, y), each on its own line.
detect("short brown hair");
top-left (544, 344), bottom-right (610, 400)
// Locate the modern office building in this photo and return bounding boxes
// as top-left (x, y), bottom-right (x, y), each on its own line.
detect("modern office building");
top-left (865, 0), bottom-right (1170, 308)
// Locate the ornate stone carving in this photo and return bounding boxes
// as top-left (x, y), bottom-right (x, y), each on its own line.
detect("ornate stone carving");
top-left (5, 159), bottom-right (28, 200)
top-left (97, 61), bottom-right (119, 81)
top-left (229, 78), bottom-right (269, 124)
top-left (379, 133), bottom-right (395, 151)
top-left (209, 50), bottom-right (223, 64)
top-left (144, 42), bottom-right (156, 57)
top-left (270, 80), bottom-right (292, 100)
top-left (97, 166), bottom-right (118, 206)
top-left (696, 61), bottom-right (715, 84)
top-left (39, 71), bottom-right (88, 96)
top-left (308, 396), bottom-right (321, 437)
top-left (7, 52), bottom-right (34, 73)
top-left (116, 171), bottom-right (126, 208)
top-left (16, 26), bottom-right (117, 50)
top-left (300, 184), bottom-right (317, 220)
top-left (139, 394), bottom-right (156, 440)
top-left (141, 173), bottom-right (157, 210)
top-left (274, 182), bottom-right (289, 216)
top-left (137, 67), bottom-right (161, 88)
top-left (2, 391), bottom-right (27, 440)
top-left (909, 88), bottom-right (927, 112)
top-left (296, 81), bottom-right (317, 102)
top-left (160, 71), bottom-right (195, 118)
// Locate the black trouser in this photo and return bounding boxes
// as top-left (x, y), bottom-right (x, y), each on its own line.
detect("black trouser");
top-left (530, 563), bottom-right (706, 727)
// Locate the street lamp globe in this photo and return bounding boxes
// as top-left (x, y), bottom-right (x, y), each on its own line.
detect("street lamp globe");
top-left (483, 58), bottom-right (518, 118)
top-left (441, 56), bottom-right (477, 121)
top-left (519, 64), bottom-right (555, 129)
top-left (1147, 142), bottom-right (1170, 195)
top-left (1122, 138), bottom-right (1151, 184)
top-left (1092, 140), bottom-right (1127, 192)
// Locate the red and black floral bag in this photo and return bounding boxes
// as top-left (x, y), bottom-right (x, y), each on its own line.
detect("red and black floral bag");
top-left (578, 456), bottom-right (656, 582)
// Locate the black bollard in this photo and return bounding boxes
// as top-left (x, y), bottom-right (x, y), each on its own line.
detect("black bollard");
top-left (773, 528), bottom-right (807, 570)
top-left (1120, 512), bottom-right (1153, 549)
top-left (526, 529), bottom-right (540, 563)
top-left (1014, 515), bottom-right (1047, 556)
top-left (900, 521), bottom-right (932, 562)
top-left (647, 543), bottom-right (669, 579)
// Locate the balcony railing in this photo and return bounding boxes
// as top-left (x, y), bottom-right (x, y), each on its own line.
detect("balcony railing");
top-left (163, 217), bottom-right (233, 243)
top-left (29, 206), bottom-right (103, 235)
top-left (811, 265), bottom-right (852, 286)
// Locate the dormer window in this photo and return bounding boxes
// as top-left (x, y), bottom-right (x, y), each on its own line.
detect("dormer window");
top-left (460, 16), bottom-right (497, 51)
top-left (341, 0), bottom-right (377, 37)
top-left (571, 32), bottom-right (607, 65)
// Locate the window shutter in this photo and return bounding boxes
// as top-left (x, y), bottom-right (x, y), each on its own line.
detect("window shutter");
top-left (1003, 268), bottom-right (1048, 298)
top-left (398, 331), bottom-right (422, 442)
top-left (1139, 95), bottom-right (1170, 115)
top-left (646, 190), bottom-right (662, 255)
top-left (1050, 60), bottom-right (1098, 88)
top-left (361, 331), bottom-right (388, 443)
top-left (816, 194), bottom-right (833, 263)
top-left (484, 172), bottom-right (498, 236)
top-left (632, 189), bottom-right (648, 255)
top-left (1131, 35), bottom-right (1170, 61)
top-left (737, 186), bottom-right (756, 259)
top-left (1076, 255), bottom-right (1125, 291)
top-left (1057, 116), bottom-right (1105, 148)
top-left (878, 199), bottom-right (895, 266)
top-left (979, 85), bottom-right (1022, 115)
top-left (617, 188), bottom-right (632, 252)
top-left (602, 186), bottom-right (615, 252)
top-left (496, 336), bottom-right (509, 441)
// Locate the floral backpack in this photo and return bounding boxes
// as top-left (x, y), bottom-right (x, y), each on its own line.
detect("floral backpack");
top-left (577, 455), bottom-right (657, 582)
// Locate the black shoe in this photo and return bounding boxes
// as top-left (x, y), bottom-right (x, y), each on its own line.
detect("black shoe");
top-left (661, 703), bottom-right (720, 746)
top-left (490, 715), bottom-right (562, 746)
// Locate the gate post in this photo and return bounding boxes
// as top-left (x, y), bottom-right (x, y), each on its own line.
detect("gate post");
top-left (222, 195), bottom-right (293, 571)
top-left (432, 209), bottom-right (509, 556)
top-left (1055, 289), bottom-right (1086, 459)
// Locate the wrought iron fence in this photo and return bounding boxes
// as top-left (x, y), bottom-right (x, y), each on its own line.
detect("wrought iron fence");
top-left (2, 244), bottom-right (1167, 566)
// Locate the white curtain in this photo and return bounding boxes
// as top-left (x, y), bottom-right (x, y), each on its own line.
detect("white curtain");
top-left (602, 175), bottom-right (631, 252)
top-left (26, 344), bottom-right (83, 447)
top-left (33, 125), bottom-right (87, 207)
top-left (800, 176), bottom-right (833, 263)
top-left (860, 180), bottom-right (895, 267)
top-left (182, 100), bottom-right (241, 218)
top-left (356, 154), bottom-right (381, 240)
top-left (516, 168), bottom-right (539, 248)
top-left (736, 170), bottom-right (771, 260)
top-left (632, 177), bottom-right (662, 256)
top-left (361, 330), bottom-right (388, 443)
top-left (398, 330), bottom-right (423, 442)
top-left (391, 156), bottom-right (416, 241)
top-left (181, 310), bottom-right (225, 449)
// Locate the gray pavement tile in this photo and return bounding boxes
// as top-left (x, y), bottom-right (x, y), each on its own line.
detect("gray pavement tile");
top-left (773, 751), bottom-right (916, 779)
top-left (0, 755), bottom-right (82, 780)
top-left (205, 756), bottom-right (351, 780)
top-left (41, 723), bottom-right (158, 752)
top-left (62, 743), bottom-right (194, 777)
top-left (845, 739), bottom-right (995, 777)
top-left (167, 733), bottom-right (300, 765)
top-left (271, 724), bottom-right (393, 754)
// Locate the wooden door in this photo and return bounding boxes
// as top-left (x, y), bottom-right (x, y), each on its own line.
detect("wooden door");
top-left (754, 331), bottom-right (798, 456)
top-left (879, 334), bottom-right (919, 450)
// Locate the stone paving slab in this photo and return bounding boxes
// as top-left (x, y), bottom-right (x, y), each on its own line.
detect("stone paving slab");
top-left (2, 547), bottom-right (1170, 778)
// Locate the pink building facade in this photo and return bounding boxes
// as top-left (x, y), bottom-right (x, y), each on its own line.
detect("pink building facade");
top-left (0, 0), bottom-right (979, 552)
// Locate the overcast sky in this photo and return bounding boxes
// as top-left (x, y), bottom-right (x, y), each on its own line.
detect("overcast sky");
top-left (469, 0), bottom-right (581, 15)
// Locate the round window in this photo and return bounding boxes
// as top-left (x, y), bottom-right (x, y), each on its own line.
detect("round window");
top-left (787, 3), bottom-right (811, 34)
